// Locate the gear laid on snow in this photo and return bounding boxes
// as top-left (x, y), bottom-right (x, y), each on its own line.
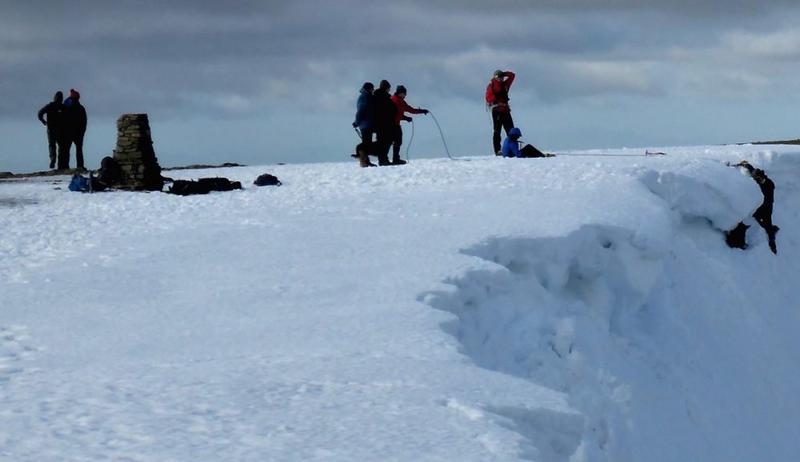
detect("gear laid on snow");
top-left (254, 173), bottom-right (282, 186)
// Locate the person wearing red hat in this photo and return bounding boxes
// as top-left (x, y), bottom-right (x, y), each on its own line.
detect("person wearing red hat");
top-left (62, 88), bottom-right (88, 170)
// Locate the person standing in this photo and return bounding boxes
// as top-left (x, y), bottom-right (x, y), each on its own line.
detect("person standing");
top-left (390, 85), bottom-right (428, 165)
top-left (485, 69), bottom-right (515, 155)
top-left (372, 80), bottom-right (395, 166)
top-left (353, 82), bottom-right (377, 167)
top-left (63, 88), bottom-right (88, 171)
top-left (37, 91), bottom-right (66, 169)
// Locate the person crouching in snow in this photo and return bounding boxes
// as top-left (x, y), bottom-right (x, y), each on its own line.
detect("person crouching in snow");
top-left (501, 127), bottom-right (553, 158)
top-left (389, 85), bottom-right (428, 165)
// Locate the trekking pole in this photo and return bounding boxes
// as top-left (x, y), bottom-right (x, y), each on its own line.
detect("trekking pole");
top-left (428, 111), bottom-right (454, 160)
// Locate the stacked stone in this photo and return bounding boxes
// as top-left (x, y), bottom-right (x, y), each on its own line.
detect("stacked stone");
top-left (112, 114), bottom-right (163, 191)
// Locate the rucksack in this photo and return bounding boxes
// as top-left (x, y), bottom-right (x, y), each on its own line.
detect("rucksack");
top-left (253, 173), bottom-right (282, 187)
top-left (485, 82), bottom-right (496, 106)
top-left (485, 80), bottom-right (508, 107)
top-left (167, 177), bottom-right (243, 196)
top-left (68, 174), bottom-right (91, 192)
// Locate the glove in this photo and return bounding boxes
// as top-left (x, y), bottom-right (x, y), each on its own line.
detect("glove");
top-left (403, 116), bottom-right (413, 122)
top-left (352, 122), bottom-right (358, 128)
top-left (421, 109), bottom-right (429, 115)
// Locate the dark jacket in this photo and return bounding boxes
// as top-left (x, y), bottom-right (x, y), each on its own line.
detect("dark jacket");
top-left (754, 176), bottom-right (775, 217)
top-left (63, 97), bottom-right (88, 137)
top-left (372, 89), bottom-right (396, 131)
top-left (354, 88), bottom-right (374, 130)
top-left (37, 92), bottom-right (65, 134)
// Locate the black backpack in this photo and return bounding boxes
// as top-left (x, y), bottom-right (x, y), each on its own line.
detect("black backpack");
top-left (168, 177), bottom-right (243, 196)
top-left (254, 173), bottom-right (282, 186)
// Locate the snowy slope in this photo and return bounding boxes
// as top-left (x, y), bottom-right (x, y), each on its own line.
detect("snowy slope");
top-left (1, 145), bottom-right (798, 461)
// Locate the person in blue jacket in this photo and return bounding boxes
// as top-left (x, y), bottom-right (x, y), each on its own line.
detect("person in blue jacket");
top-left (501, 127), bottom-right (553, 158)
top-left (353, 82), bottom-right (376, 167)
top-left (501, 127), bottom-right (524, 158)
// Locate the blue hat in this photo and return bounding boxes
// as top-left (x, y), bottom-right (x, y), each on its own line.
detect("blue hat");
top-left (509, 127), bottom-right (522, 138)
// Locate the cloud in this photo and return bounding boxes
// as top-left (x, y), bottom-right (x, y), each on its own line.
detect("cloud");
top-left (2, 1), bottom-right (800, 124)
top-left (724, 29), bottom-right (800, 60)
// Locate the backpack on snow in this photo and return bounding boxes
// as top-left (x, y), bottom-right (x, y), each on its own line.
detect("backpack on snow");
top-left (168, 177), bottom-right (242, 196)
top-left (253, 173), bottom-right (282, 187)
top-left (68, 174), bottom-right (91, 192)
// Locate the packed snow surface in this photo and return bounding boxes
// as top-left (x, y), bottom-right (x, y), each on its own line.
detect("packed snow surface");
top-left (1, 145), bottom-right (798, 461)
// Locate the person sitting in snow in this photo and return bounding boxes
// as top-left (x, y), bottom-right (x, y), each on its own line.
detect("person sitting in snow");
top-left (501, 127), bottom-right (553, 158)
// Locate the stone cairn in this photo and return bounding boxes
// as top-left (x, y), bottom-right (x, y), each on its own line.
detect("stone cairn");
top-left (112, 114), bottom-right (163, 191)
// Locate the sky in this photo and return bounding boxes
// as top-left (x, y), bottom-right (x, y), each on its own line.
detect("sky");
top-left (2, 0), bottom-right (800, 172)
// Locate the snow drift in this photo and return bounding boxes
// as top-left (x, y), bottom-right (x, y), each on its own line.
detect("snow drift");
top-left (1, 145), bottom-right (798, 461)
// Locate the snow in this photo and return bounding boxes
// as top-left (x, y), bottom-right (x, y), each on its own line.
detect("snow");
top-left (1, 144), bottom-right (798, 461)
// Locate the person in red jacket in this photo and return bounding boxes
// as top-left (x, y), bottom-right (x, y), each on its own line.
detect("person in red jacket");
top-left (485, 69), bottom-right (515, 155)
top-left (390, 85), bottom-right (428, 165)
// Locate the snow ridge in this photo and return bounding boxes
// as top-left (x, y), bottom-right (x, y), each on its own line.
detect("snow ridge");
top-left (424, 157), bottom-right (800, 461)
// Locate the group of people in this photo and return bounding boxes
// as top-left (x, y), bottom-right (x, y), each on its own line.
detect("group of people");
top-left (38, 89), bottom-right (88, 171)
top-left (486, 69), bottom-right (553, 158)
top-left (350, 69), bottom-right (545, 165)
top-left (352, 80), bottom-right (429, 167)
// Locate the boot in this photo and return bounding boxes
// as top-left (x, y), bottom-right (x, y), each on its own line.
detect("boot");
top-left (378, 155), bottom-right (392, 166)
top-left (359, 155), bottom-right (376, 168)
top-left (391, 156), bottom-right (407, 165)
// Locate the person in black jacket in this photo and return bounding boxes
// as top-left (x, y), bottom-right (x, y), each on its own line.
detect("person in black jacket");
top-left (372, 80), bottom-right (395, 166)
top-left (37, 91), bottom-right (65, 169)
top-left (725, 161), bottom-right (779, 254)
top-left (750, 167), bottom-right (779, 254)
top-left (63, 89), bottom-right (88, 171)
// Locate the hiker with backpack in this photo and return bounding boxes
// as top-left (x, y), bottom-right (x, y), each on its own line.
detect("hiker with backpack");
top-left (37, 90), bottom-right (67, 170)
top-left (486, 69), bottom-right (515, 156)
top-left (389, 85), bottom-right (428, 165)
top-left (353, 82), bottom-right (377, 167)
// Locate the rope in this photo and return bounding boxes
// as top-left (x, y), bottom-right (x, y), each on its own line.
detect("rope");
top-left (405, 119), bottom-right (414, 162)
top-left (556, 150), bottom-right (668, 158)
top-left (555, 153), bottom-right (650, 157)
top-left (428, 111), bottom-right (454, 160)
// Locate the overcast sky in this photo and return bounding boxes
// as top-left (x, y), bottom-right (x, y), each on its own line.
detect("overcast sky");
top-left (2, 0), bottom-right (799, 172)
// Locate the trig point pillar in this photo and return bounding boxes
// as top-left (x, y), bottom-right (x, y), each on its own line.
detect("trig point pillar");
top-left (112, 114), bottom-right (163, 191)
